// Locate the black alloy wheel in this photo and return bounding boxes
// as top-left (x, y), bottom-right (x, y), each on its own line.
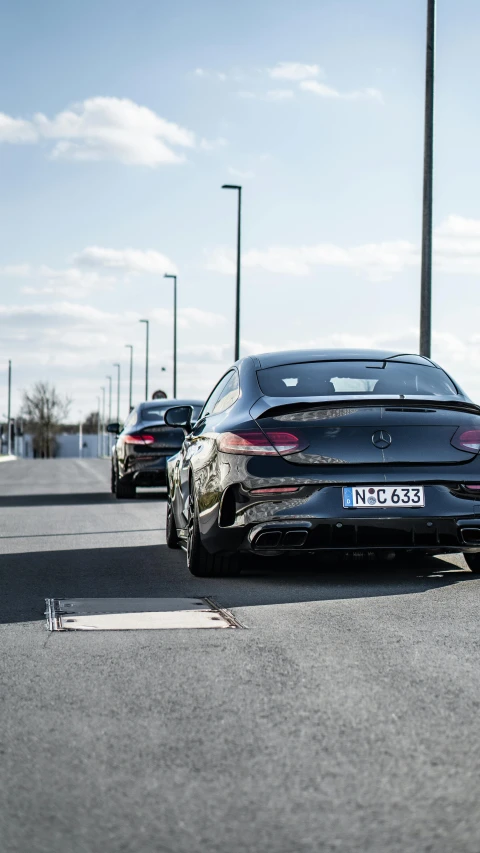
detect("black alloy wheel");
top-left (464, 553), bottom-right (480, 574)
top-left (166, 500), bottom-right (180, 549)
top-left (186, 491), bottom-right (241, 577)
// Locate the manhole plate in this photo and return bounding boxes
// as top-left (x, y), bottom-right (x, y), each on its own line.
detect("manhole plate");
top-left (45, 597), bottom-right (243, 631)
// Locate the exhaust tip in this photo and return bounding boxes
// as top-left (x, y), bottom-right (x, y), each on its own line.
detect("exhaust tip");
top-left (254, 531), bottom-right (282, 549)
top-left (461, 527), bottom-right (480, 545)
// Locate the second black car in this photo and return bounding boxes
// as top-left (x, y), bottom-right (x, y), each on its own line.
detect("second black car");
top-left (109, 398), bottom-right (203, 498)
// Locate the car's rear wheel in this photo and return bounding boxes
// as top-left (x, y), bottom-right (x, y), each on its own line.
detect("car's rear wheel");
top-left (166, 500), bottom-right (180, 549)
top-left (187, 491), bottom-right (241, 577)
top-left (114, 468), bottom-right (136, 500)
top-left (464, 553), bottom-right (480, 573)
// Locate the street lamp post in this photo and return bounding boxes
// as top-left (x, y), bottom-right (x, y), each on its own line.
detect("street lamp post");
top-left (113, 363), bottom-right (120, 424)
top-left (78, 412), bottom-right (83, 459)
top-left (125, 344), bottom-right (133, 412)
top-left (7, 359), bottom-right (12, 456)
top-left (100, 386), bottom-right (106, 457)
top-left (106, 376), bottom-right (112, 422)
top-left (140, 319), bottom-right (149, 399)
top-left (222, 184), bottom-right (242, 361)
top-left (106, 375), bottom-right (112, 454)
top-left (420, 0), bottom-right (436, 357)
top-left (164, 274), bottom-right (178, 397)
top-left (96, 395), bottom-right (101, 458)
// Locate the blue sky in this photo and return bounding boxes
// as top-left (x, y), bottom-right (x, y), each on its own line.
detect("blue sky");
top-left (1, 0), bottom-right (480, 418)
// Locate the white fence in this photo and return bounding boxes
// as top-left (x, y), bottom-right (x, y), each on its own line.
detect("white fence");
top-left (11, 432), bottom-right (115, 459)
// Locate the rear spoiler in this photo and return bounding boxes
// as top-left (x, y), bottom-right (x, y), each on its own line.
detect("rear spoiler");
top-left (250, 395), bottom-right (480, 420)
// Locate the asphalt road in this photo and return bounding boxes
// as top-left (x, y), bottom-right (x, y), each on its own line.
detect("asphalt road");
top-left (1, 459), bottom-right (480, 853)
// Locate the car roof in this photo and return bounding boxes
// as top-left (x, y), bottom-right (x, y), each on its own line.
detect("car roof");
top-left (249, 349), bottom-right (435, 369)
top-left (139, 399), bottom-right (204, 407)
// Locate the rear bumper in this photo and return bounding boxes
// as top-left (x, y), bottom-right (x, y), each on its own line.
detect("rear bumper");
top-left (246, 515), bottom-right (480, 553)
top-left (198, 481), bottom-right (480, 555)
top-left (123, 455), bottom-right (169, 486)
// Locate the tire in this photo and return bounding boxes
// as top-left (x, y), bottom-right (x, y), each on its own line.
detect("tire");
top-left (187, 491), bottom-right (241, 577)
top-left (166, 500), bottom-right (180, 549)
top-left (110, 464), bottom-right (116, 494)
top-left (464, 553), bottom-right (480, 573)
top-left (115, 474), bottom-right (136, 500)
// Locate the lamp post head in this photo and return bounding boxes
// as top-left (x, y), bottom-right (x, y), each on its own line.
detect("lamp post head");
top-left (164, 273), bottom-right (176, 280)
top-left (222, 184), bottom-right (241, 190)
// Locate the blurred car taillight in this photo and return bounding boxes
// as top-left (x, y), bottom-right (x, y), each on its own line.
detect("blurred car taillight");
top-left (124, 433), bottom-right (155, 445)
top-left (218, 430), bottom-right (308, 456)
top-left (451, 429), bottom-right (480, 453)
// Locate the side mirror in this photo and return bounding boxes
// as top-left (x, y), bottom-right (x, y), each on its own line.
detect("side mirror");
top-left (164, 405), bottom-right (194, 433)
top-left (106, 422), bottom-right (121, 434)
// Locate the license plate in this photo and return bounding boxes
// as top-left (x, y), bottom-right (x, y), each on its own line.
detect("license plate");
top-left (343, 486), bottom-right (425, 508)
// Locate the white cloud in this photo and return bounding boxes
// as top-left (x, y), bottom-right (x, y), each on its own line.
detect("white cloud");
top-left (179, 343), bottom-right (230, 363)
top-left (0, 264), bottom-right (32, 276)
top-left (205, 247), bottom-right (236, 275)
top-left (207, 241), bottom-right (418, 281)
top-left (268, 62), bottom-right (321, 81)
top-left (300, 80), bottom-right (383, 102)
top-left (433, 215), bottom-right (480, 274)
top-left (21, 267), bottom-right (115, 298)
top-left (207, 215), bottom-right (480, 282)
top-left (0, 262), bottom-right (115, 297)
top-left (0, 113), bottom-right (38, 143)
top-left (74, 246), bottom-right (177, 275)
top-left (2, 245), bottom-right (178, 297)
top-left (0, 97), bottom-right (195, 166)
top-left (239, 63), bottom-right (381, 105)
top-left (266, 89), bottom-right (294, 101)
top-left (435, 214), bottom-right (480, 238)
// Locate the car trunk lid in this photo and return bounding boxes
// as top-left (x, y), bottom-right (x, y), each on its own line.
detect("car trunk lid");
top-left (138, 424), bottom-right (184, 452)
top-left (253, 398), bottom-right (480, 465)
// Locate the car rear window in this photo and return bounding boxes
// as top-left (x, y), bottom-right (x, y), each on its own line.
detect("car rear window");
top-left (257, 361), bottom-right (458, 397)
top-left (140, 404), bottom-right (204, 423)
top-left (140, 406), bottom-right (167, 422)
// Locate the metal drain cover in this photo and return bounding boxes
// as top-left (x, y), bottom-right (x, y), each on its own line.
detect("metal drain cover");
top-left (45, 597), bottom-right (243, 631)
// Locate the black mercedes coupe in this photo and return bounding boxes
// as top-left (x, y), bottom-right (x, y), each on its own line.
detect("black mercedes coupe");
top-left (108, 399), bottom-right (204, 498)
top-left (164, 350), bottom-right (480, 577)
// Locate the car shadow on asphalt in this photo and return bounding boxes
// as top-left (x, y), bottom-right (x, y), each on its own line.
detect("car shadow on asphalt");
top-left (0, 492), bottom-right (168, 507)
top-left (0, 543), bottom-right (475, 625)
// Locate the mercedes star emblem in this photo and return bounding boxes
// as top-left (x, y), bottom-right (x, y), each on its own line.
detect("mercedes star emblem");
top-left (372, 430), bottom-right (392, 449)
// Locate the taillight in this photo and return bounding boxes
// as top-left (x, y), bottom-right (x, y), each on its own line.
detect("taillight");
top-left (464, 484), bottom-right (480, 491)
top-left (451, 429), bottom-right (480, 453)
top-left (124, 433), bottom-right (155, 445)
top-left (250, 486), bottom-right (300, 495)
top-left (217, 430), bottom-right (308, 456)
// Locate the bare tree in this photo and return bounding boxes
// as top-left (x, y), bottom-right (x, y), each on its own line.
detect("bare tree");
top-left (22, 382), bottom-right (72, 459)
top-left (83, 411), bottom-right (100, 434)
